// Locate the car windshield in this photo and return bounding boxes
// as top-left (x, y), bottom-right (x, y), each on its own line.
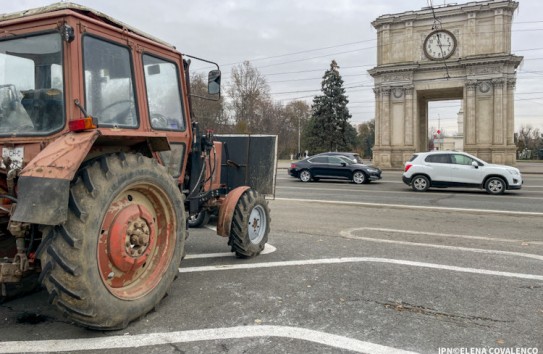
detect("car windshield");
top-left (0, 33), bottom-right (64, 135)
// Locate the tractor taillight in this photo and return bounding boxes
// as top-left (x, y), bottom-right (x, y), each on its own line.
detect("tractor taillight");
top-left (69, 117), bottom-right (97, 132)
top-left (405, 164), bottom-right (412, 172)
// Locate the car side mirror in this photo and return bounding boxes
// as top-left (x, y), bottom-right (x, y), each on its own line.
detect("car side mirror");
top-left (471, 161), bottom-right (479, 169)
top-left (341, 162), bottom-right (346, 167)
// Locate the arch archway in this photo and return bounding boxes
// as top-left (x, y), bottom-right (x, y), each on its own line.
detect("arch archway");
top-left (369, 0), bottom-right (522, 168)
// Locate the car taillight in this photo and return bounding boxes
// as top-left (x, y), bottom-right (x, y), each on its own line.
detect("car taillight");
top-left (404, 164), bottom-right (412, 172)
top-left (290, 163), bottom-right (297, 169)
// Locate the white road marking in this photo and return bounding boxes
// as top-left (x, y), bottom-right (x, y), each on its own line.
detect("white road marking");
top-left (185, 252), bottom-right (234, 259)
top-left (339, 228), bottom-right (543, 262)
top-left (0, 325), bottom-right (417, 354)
top-left (277, 186), bottom-right (543, 200)
top-left (355, 227), bottom-right (543, 245)
top-left (273, 197), bottom-right (543, 216)
top-left (178, 257), bottom-right (543, 281)
top-left (184, 244), bottom-right (276, 259)
top-left (260, 243), bottom-right (277, 254)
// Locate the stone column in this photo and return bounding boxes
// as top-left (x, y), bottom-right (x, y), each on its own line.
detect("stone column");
top-left (404, 85), bottom-right (414, 146)
top-left (506, 79), bottom-right (516, 146)
top-left (381, 87), bottom-right (391, 146)
top-left (492, 78), bottom-right (505, 145)
top-left (373, 88), bottom-right (381, 148)
top-left (465, 80), bottom-right (477, 146)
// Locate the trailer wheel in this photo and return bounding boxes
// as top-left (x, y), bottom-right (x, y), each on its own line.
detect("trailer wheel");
top-left (228, 189), bottom-right (270, 258)
top-left (37, 153), bottom-right (184, 330)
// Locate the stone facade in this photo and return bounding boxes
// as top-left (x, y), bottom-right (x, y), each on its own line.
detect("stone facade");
top-left (368, 0), bottom-right (522, 168)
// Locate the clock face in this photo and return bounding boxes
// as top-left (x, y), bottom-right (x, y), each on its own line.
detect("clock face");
top-left (424, 30), bottom-right (456, 60)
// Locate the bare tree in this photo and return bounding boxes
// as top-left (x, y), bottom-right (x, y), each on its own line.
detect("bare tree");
top-left (283, 101), bottom-right (310, 158)
top-left (189, 73), bottom-right (229, 132)
top-left (227, 61), bottom-right (270, 133)
top-left (517, 125), bottom-right (542, 159)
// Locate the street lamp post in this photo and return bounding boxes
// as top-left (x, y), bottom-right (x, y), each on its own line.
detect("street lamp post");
top-left (297, 115), bottom-right (301, 159)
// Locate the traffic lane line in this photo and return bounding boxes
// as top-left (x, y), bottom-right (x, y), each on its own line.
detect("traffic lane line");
top-left (184, 243), bottom-right (277, 259)
top-left (178, 257), bottom-right (543, 281)
top-left (183, 227), bottom-right (542, 274)
top-left (358, 227), bottom-right (543, 245)
top-left (273, 197), bottom-right (543, 217)
top-left (277, 186), bottom-right (543, 200)
top-left (339, 228), bottom-right (543, 262)
top-left (0, 325), bottom-right (417, 354)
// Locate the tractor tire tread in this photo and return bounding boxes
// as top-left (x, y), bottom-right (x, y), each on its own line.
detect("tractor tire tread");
top-left (228, 189), bottom-right (270, 258)
top-left (37, 153), bottom-right (184, 330)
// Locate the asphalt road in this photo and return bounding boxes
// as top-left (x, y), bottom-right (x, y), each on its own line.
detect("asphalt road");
top-left (277, 169), bottom-right (543, 214)
top-left (0, 172), bottom-right (542, 353)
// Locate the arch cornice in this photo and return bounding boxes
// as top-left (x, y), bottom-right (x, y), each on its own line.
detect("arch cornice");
top-left (372, 0), bottom-right (518, 29)
top-left (368, 55), bottom-right (523, 79)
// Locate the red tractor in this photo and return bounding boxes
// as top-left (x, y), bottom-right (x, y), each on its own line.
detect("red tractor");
top-left (0, 3), bottom-right (276, 329)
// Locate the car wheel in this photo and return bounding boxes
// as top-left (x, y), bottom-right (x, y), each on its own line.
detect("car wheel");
top-left (352, 171), bottom-right (367, 184)
top-left (299, 169), bottom-right (312, 182)
top-left (485, 177), bottom-right (505, 195)
top-left (411, 175), bottom-right (429, 192)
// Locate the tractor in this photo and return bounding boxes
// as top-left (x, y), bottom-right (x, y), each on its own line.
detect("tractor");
top-left (0, 3), bottom-right (276, 330)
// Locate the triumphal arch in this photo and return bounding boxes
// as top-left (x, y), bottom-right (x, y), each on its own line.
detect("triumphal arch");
top-left (368, 0), bottom-right (522, 168)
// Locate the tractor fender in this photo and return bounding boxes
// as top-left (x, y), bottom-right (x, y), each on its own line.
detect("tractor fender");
top-left (11, 131), bottom-right (101, 225)
top-left (216, 186), bottom-right (251, 237)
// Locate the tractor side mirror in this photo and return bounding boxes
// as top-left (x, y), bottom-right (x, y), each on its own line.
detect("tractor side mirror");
top-left (208, 70), bottom-right (221, 95)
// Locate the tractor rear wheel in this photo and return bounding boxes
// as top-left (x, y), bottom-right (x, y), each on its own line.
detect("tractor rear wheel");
top-left (228, 189), bottom-right (270, 258)
top-left (37, 153), bottom-right (185, 330)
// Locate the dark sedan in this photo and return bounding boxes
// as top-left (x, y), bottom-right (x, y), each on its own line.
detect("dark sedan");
top-left (288, 155), bottom-right (382, 184)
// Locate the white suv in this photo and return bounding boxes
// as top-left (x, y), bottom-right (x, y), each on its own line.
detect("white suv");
top-left (402, 151), bottom-right (523, 195)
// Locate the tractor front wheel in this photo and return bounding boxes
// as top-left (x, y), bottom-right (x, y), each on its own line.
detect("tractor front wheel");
top-left (37, 153), bottom-right (185, 330)
top-left (228, 189), bottom-right (270, 258)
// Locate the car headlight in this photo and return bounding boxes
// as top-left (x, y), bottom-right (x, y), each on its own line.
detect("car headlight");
top-left (507, 169), bottom-right (519, 176)
top-left (366, 168), bottom-right (379, 173)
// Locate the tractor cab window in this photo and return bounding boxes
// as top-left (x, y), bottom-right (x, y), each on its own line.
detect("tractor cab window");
top-left (143, 54), bottom-right (185, 131)
top-left (83, 36), bottom-right (138, 128)
top-left (0, 32), bottom-right (64, 135)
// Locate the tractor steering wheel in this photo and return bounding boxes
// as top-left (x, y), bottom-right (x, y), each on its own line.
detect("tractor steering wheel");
top-left (95, 100), bottom-right (135, 125)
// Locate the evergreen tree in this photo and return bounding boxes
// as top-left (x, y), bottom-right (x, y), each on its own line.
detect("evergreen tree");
top-left (303, 60), bottom-right (356, 153)
top-left (357, 120), bottom-right (375, 158)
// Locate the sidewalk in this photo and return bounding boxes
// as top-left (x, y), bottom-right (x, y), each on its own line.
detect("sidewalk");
top-left (515, 161), bottom-right (543, 174)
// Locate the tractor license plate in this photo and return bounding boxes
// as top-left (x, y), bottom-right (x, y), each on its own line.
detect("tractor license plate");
top-left (1, 146), bottom-right (24, 169)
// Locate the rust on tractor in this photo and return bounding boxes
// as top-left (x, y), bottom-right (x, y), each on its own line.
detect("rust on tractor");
top-left (0, 2), bottom-right (275, 328)
top-left (216, 186), bottom-right (250, 237)
top-left (20, 131), bottom-right (100, 180)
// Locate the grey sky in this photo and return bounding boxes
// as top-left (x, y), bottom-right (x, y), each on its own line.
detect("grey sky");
top-left (3, 0), bottom-right (542, 135)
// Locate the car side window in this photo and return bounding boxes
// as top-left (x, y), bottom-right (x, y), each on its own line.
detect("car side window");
top-left (408, 154), bottom-right (418, 162)
top-left (329, 157), bottom-right (344, 165)
top-left (451, 154), bottom-right (474, 165)
top-left (309, 156), bottom-right (327, 163)
top-left (425, 154), bottom-right (451, 164)
top-left (338, 156), bottom-right (354, 164)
